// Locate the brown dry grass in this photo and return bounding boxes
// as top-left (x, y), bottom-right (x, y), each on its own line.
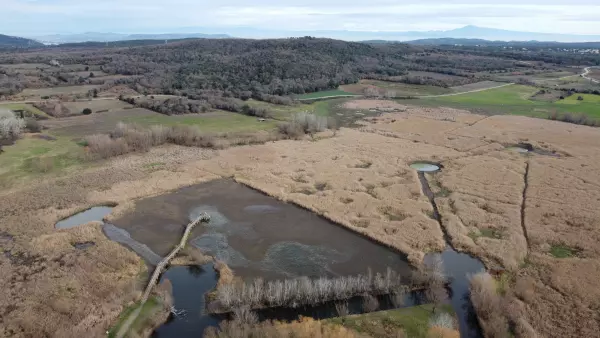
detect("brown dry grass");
top-left (2, 102), bottom-right (600, 337)
top-left (206, 317), bottom-right (365, 338)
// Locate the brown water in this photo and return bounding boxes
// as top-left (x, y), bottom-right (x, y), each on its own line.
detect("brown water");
top-left (112, 179), bottom-right (411, 280)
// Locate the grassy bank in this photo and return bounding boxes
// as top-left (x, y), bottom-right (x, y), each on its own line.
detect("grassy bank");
top-left (329, 304), bottom-right (456, 338)
top-left (107, 296), bottom-right (167, 338)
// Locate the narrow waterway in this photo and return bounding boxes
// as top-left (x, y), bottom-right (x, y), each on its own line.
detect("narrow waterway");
top-left (416, 168), bottom-right (485, 338)
top-left (151, 265), bottom-right (221, 337)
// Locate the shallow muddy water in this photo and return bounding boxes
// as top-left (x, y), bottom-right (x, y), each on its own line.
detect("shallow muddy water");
top-left (113, 179), bottom-right (412, 280)
top-left (55, 206), bottom-right (114, 229)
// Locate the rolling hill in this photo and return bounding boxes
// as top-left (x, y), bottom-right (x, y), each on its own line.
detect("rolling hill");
top-left (0, 34), bottom-right (43, 48)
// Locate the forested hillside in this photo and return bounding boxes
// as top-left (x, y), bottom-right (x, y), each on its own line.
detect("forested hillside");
top-left (0, 34), bottom-right (43, 48)
top-left (1, 37), bottom-right (590, 100)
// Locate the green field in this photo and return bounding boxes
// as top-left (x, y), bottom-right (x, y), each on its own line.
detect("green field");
top-left (297, 89), bottom-right (356, 100)
top-left (0, 135), bottom-right (85, 187)
top-left (328, 304), bottom-right (455, 338)
top-left (108, 296), bottom-right (164, 338)
top-left (417, 84), bottom-right (600, 119)
top-left (124, 110), bottom-right (278, 132)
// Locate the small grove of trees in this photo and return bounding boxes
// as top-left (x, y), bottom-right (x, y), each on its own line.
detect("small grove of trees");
top-left (210, 268), bottom-right (409, 313)
top-left (277, 112), bottom-right (337, 139)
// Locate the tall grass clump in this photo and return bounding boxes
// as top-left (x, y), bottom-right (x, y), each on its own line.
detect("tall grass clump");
top-left (469, 272), bottom-right (511, 337)
top-left (0, 109), bottom-right (25, 143)
top-left (548, 111), bottom-right (599, 127)
top-left (277, 112), bottom-right (336, 139)
top-left (85, 122), bottom-right (281, 159)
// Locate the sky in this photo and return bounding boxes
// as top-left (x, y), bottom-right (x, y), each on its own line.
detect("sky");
top-left (2, 0), bottom-right (600, 36)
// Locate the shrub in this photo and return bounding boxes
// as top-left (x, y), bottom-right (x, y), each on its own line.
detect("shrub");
top-left (0, 109), bottom-right (25, 141)
top-left (25, 118), bottom-right (42, 133)
top-left (277, 112), bottom-right (335, 139)
top-left (85, 134), bottom-right (129, 159)
top-left (429, 312), bottom-right (455, 329)
top-left (547, 112), bottom-right (599, 127)
top-left (82, 108), bottom-right (92, 115)
top-left (361, 294), bottom-right (379, 313)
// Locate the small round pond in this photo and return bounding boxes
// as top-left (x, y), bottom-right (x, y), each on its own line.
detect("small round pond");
top-left (410, 162), bottom-right (440, 172)
top-left (506, 146), bottom-right (529, 153)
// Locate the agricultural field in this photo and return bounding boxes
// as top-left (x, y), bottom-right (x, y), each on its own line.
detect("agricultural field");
top-left (18, 84), bottom-right (103, 100)
top-left (61, 99), bottom-right (134, 114)
top-left (416, 84), bottom-right (600, 120)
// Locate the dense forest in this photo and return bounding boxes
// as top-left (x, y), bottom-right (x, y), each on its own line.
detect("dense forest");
top-left (0, 37), bottom-right (598, 100)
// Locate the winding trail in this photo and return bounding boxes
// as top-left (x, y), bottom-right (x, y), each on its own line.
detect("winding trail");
top-left (114, 213), bottom-right (210, 338)
top-left (582, 67), bottom-right (600, 84)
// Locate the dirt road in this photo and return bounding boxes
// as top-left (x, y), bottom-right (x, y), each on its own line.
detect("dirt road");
top-left (417, 83), bottom-right (515, 99)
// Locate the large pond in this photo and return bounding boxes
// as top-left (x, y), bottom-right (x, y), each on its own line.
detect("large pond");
top-left (112, 179), bottom-right (412, 280)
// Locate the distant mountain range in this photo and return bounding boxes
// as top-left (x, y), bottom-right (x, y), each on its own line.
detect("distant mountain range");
top-left (403, 38), bottom-right (600, 49)
top-left (29, 32), bottom-right (231, 44)
top-left (164, 25), bottom-right (600, 43)
top-left (6, 25), bottom-right (600, 46)
top-left (0, 34), bottom-right (43, 47)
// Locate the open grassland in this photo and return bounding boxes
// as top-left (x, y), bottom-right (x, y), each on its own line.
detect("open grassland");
top-left (1, 101), bottom-right (600, 337)
top-left (417, 84), bottom-right (600, 119)
top-left (296, 89), bottom-right (356, 99)
top-left (41, 108), bottom-right (277, 137)
top-left (61, 100), bottom-right (134, 114)
top-left (0, 134), bottom-right (85, 188)
top-left (122, 110), bottom-right (278, 132)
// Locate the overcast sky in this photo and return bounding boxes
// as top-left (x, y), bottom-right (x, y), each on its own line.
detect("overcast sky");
top-left (3, 0), bottom-right (600, 36)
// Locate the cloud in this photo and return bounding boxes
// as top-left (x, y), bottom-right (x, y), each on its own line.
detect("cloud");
top-left (1, 0), bottom-right (599, 36)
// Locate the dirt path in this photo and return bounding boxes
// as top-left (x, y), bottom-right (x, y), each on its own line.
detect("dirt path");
top-left (582, 67), bottom-right (600, 84)
top-left (296, 94), bottom-right (361, 101)
top-left (416, 83), bottom-right (515, 99)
